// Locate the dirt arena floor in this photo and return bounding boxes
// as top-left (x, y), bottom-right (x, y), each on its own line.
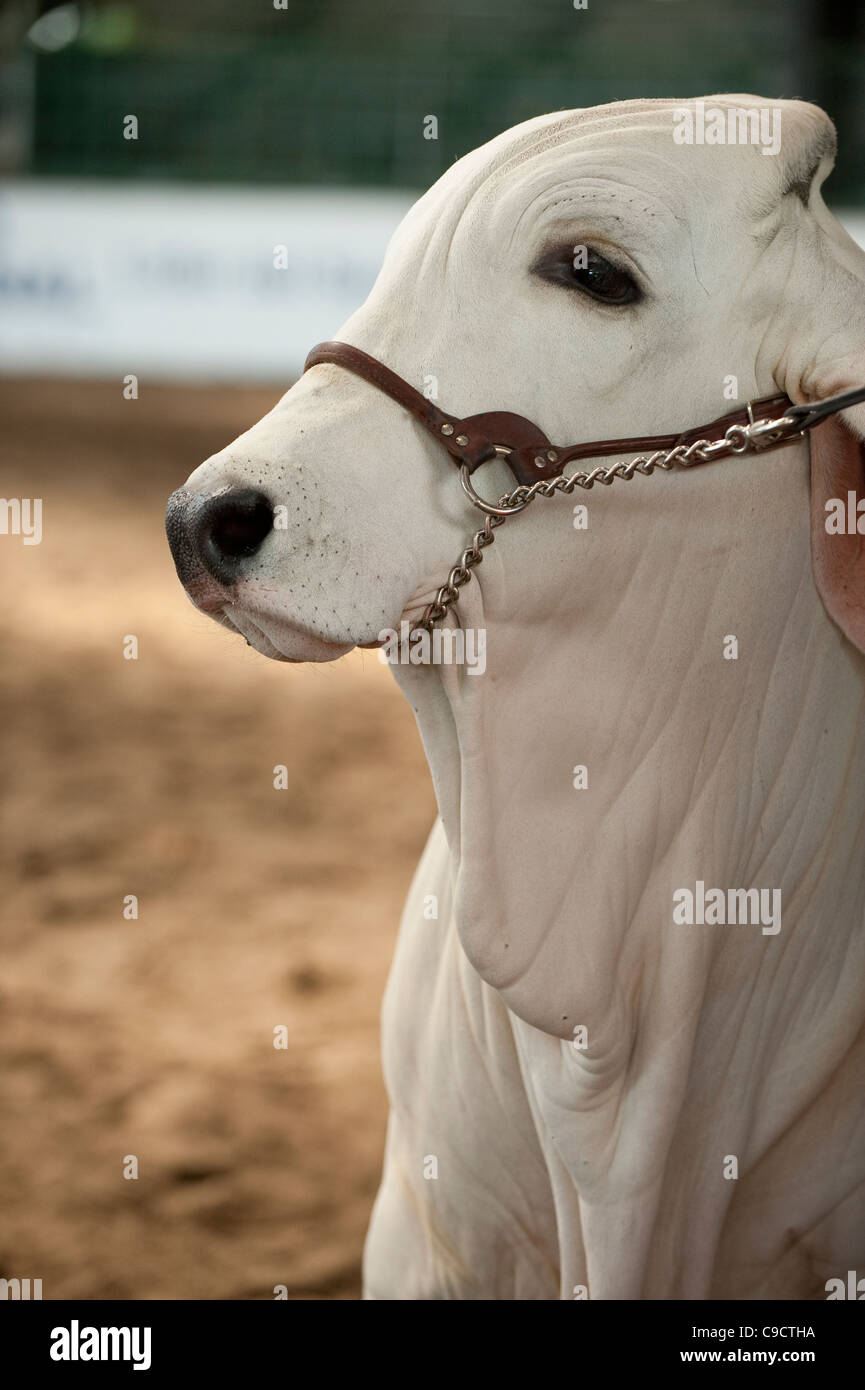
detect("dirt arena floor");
top-left (0, 377), bottom-right (436, 1300)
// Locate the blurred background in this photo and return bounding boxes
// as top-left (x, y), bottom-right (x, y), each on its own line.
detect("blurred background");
top-left (1, 0), bottom-right (864, 1300)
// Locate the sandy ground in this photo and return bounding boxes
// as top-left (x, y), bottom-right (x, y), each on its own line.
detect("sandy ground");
top-left (0, 378), bottom-right (436, 1299)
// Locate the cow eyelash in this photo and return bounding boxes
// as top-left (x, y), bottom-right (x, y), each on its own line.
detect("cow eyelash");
top-left (531, 244), bottom-right (643, 306)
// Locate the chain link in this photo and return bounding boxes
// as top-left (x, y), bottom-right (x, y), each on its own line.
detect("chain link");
top-left (414, 415), bottom-right (799, 632)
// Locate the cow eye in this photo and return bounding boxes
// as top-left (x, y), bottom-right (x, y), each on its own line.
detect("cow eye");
top-left (532, 245), bottom-right (641, 305)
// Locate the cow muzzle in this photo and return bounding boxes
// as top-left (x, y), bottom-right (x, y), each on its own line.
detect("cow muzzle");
top-left (164, 483), bottom-right (355, 663)
top-left (165, 486), bottom-right (274, 593)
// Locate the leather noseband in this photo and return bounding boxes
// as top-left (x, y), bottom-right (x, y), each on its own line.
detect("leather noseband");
top-left (303, 340), bottom-right (796, 488)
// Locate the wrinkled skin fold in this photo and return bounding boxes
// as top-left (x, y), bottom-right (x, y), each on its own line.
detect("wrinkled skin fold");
top-left (167, 96), bottom-right (865, 1298)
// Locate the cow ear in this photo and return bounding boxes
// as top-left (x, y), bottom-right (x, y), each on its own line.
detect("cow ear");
top-left (810, 415), bottom-right (865, 652)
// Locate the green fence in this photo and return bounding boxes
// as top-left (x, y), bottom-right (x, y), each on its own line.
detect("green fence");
top-left (25, 0), bottom-right (865, 200)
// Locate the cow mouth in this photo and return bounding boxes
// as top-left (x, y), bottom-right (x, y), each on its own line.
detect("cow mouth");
top-left (213, 606), bottom-right (354, 663)
top-left (191, 578), bottom-right (449, 664)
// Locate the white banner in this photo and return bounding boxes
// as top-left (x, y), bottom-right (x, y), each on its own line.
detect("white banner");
top-left (0, 180), bottom-right (416, 382)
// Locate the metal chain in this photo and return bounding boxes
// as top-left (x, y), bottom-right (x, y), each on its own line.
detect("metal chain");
top-left (415, 413), bottom-right (799, 632)
top-left (415, 511), bottom-right (507, 631)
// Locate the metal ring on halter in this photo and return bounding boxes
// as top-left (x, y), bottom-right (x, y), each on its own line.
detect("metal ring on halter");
top-left (724, 423), bottom-right (750, 454)
top-left (459, 452), bottom-right (532, 516)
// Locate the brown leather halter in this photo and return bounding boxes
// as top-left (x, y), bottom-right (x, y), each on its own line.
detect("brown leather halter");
top-left (304, 340), bottom-right (798, 487)
top-left (303, 340), bottom-right (865, 629)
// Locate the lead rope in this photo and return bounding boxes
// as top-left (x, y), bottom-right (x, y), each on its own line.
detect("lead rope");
top-left (415, 411), bottom-right (798, 632)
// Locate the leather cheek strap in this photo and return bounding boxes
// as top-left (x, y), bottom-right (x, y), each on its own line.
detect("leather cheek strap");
top-left (303, 340), bottom-right (505, 470)
top-left (303, 341), bottom-right (793, 487)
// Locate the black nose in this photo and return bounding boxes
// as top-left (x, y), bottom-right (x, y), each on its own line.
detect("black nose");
top-left (196, 488), bottom-right (274, 584)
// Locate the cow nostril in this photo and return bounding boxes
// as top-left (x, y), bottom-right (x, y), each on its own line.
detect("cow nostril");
top-left (209, 493), bottom-right (273, 558)
top-left (197, 488), bottom-right (274, 582)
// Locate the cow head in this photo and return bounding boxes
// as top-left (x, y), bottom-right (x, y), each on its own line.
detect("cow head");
top-left (167, 96), bottom-right (865, 1038)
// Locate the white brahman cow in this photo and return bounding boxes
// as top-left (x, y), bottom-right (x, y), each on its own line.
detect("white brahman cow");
top-left (167, 96), bottom-right (865, 1299)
